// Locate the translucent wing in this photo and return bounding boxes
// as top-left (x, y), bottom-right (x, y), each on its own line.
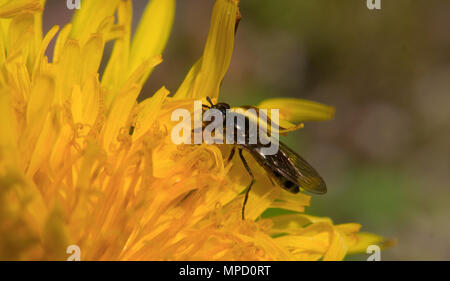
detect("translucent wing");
top-left (248, 141), bottom-right (327, 194)
top-left (276, 142), bottom-right (326, 194)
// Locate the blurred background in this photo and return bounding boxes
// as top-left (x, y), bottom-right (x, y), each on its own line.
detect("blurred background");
top-left (44, 0), bottom-right (450, 260)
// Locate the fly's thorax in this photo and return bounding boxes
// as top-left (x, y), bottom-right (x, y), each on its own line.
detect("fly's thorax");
top-left (210, 106), bottom-right (280, 155)
top-left (173, 100), bottom-right (280, 154)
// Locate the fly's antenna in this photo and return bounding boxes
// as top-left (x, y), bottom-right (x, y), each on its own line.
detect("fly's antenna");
top-left (206, 96), bottom-right (214, 107)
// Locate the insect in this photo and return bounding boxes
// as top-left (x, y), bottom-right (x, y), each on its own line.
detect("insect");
top-left (202, 97), bottom-right (327, 220)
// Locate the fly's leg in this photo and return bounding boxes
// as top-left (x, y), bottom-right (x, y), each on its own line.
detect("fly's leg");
top-left (239, 148), bottom-right (255, 220)
top-left (226, 146), bottom-right (236, 164)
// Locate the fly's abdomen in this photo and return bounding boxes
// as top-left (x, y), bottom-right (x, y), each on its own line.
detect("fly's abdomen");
top-left (271, 170), bottom-right (300, 194)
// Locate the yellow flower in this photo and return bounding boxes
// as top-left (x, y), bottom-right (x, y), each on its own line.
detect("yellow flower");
top-left (0, 0), bottom-right (389, 260)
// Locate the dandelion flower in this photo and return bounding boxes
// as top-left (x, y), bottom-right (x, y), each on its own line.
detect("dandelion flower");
top-left (0, 0), bottom-right (388, 260)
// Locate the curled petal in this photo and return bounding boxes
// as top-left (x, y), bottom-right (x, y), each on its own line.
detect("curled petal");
top-left (258, 98), bottom-right (335, 123)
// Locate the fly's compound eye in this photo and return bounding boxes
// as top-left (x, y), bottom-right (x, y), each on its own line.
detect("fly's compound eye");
top-left (213, 103), bottom-right (230, 116)
top-left (215, 103), bottom-right (230, 110)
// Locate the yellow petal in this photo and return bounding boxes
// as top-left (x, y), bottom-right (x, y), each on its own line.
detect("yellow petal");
top-left (269, 191), bottom-right (310, 213)
top-left (31, 24), bottom-right (58, 81)
top-left (277, 119), bottom-right (304, 134)
top-left (31, 0), bottom-right (45, 52)
top-left (173, 58), bottom-right (202, 99)
top-left (322, 229), bottom-right (347, 261)
top-left (71, 73), bottom-right (101, 126)
top-left (0, 87), bottom-right (18, 166)
top-left (123, 55), bottom-right (162, 90)
top-left (6, 12), bottom-right (34, 63)
top-left (129, 0), bottom-right (175, 83)
top-left (280, 222), bottom-right (340, 260)
top-left (347, 232), bottom-right (395, 255)
top-left (49, 123), bottom-right (73, 172)
top-left (105, 54), bottom-right (162, 117)
top-left (101, 0), bottom-right (131, 93)
top-left (132, 86), bottom-right (169, 141)
top-left (80, 33), bottom-right (104, 84)
top-left (27, 108), bottom-right (59, 176)
top-left (53, 23), bottom-right (72, 63)
top-left (275, 234), bottom-right (329, 258)
top-left (258, 98), bottom-right (335, 122)
top-left (194, 0), bottom-right (237, 99)
top-left (26, 74), bottom-right (54, 125)
top-left (233, 105), bottom-right (305, 135)
top-left (69, 0), bottom-right (120, 44)
top-left (0, 0), bottom-right (41, 18)
top-left (5, 61), bottom-right (31, 101)
top-left (28, 0), bottom-right (45, 69)
top-left (336, 223), bottom-right (362, 234)
top-left (102, 84), bottom-right (141, 152)
top-left (20, 74), bottom-right (54, 170)
top-left (104, 55), bottom-right (162, 113)
top-left (174, 0), bottom-right (238, 99)
top-left (268, 214), bottom-right (314, 235)
top-left (0, 22), bottom-right (6, 67)
top-left (152, 142), bottom-right (184, 178)
top-left (55, 38), bottom-right (81, 104)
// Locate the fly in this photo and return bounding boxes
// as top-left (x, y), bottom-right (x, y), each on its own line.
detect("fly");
top-left (202, 97), bottom-right (327, 220)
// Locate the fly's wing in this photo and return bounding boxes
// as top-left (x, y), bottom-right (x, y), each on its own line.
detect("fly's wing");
top-left (262, 141), bottom-right (327, 194)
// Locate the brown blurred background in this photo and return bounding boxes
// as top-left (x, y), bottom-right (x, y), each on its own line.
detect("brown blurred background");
top-left (43, 0), bottom-right (450, 260)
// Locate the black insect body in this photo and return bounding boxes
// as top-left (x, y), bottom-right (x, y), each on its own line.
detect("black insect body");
top-left (202, 97), bottom-right (327, 220)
